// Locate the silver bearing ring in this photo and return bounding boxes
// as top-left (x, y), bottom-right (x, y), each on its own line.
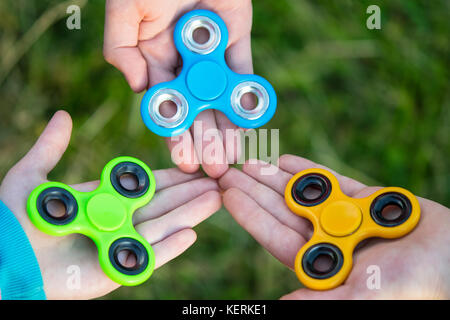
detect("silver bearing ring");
top-left (181, 16), bottom-right (221, 55)
top-left (230, 81), bottom-right (269, 120)
top-left (148, 88), bottom-right (188, 128)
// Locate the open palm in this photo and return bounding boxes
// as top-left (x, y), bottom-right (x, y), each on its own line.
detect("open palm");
top-left (0, 111), bottom-right (221, 299)
top-left (103, 0), bottom-right (254, 178)
top-left (219, 154), bottom-right (450, 299)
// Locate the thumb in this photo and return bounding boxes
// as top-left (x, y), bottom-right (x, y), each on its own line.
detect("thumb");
top-left (14, 110), bottom-right (72, 178)
top-left (226, 35), bottom-right (253, 75)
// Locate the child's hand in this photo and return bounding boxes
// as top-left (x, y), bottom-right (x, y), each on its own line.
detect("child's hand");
top-left (0, 111), bottom-right (221, 299)
top-left (219, 154), bottom-right (450, 299)
top-left (103, 0), bottom-right (254, 178)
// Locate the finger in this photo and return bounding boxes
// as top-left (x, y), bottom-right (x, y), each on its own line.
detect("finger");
top-left (104, 47), bottom-right (148, 92)
top-left (141, 45), bottom-right (200, 175)
top-left (137, 0), bottom-right (177, 40)
top-left (219, 168), bottom-right (312, 237)
top-left (153, 167), bottom-right (203, 191)
top-left (242, 159), bottom-right (293, 195)
top-left (279, 154), bottom-right (367, 197)
top-left (147, 64), bottom-right (176, 87)
top-left (226, 34), bottom-right (253, 74)
top-left (209, 0), bottom-right (253, 73)
top-left (134, 177), bottom-right (219, 224)
top-left (191, 110), bottom-right (228, 178)
top-left (352, 186), bottom-right (384, 199)
top-left (136, 190), bottom-right (221, 244)
top-left (139, 29), bottom-right (179, 88)
top-left (153, 228), bottom-right (197, 269)
top-left (218, 0), bottom-right (253, 75)
top-left (103, 1), bottom-right (147, 92)
top-left (280, 286), bottom-right (352, 300)
top-left (166, 131), bottom-right (200, 174)
top-left (224, 33), bottom-right (254, 139)
top-left (14, 111), bottom-right (72, 178)
top-left (69, 168), bottom-right (204, 193)
top-left (71, 180), bottom-right (99, 192)
top-left (223, 188), bottom-right (305, 269)
top-left (214, 112), bottom-right (242, 164)
top-left (216, 9), bottom-right (252, 163)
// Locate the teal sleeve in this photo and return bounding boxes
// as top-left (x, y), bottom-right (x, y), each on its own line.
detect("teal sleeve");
top-left (0, 200), bottom-right (46, 300)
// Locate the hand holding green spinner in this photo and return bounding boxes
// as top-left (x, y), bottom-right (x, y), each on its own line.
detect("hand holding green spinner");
top-left (27, 156), bottom-right (156, 286)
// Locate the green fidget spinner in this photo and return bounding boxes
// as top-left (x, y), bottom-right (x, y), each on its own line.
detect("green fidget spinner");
top-left (27, 156), bottom-right (156, 286)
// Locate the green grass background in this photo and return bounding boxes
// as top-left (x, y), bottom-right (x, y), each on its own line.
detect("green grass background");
top-left (0, 0), bottom-right (448, 299)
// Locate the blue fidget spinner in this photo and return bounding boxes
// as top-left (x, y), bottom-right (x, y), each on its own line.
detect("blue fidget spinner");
top-left (140, 9), bottom-right (277, 137)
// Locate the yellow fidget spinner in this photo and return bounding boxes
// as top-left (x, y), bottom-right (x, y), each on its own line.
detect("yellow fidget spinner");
top-left (284, 168), bottom-right (421, 290)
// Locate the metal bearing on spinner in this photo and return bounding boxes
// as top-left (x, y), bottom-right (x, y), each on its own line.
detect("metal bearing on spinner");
top-left (284, 168), bottom-right (421, 290)
top-left (27, 156), bottom-right (156, 286)
top-left (140, 9), bottom-right (277, 137)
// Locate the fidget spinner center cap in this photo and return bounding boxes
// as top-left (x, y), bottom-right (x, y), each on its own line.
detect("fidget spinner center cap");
top-left (87, 194), bottom-right (127, 231)
top-left (186, 61), bottom-right (227, 101)
top-left (320, 201), bottom-right (362, 237)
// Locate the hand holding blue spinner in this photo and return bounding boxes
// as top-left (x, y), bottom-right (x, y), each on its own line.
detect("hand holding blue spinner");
top-left (140, 10), bottom-right (277, 137)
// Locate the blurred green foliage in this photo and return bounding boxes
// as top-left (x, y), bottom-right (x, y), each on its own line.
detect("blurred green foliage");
top-left (0, 0), bottom-right (448, 299)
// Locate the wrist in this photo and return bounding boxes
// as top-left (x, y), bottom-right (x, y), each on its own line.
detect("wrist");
top-left (0, 200), bottom-right (46, 300)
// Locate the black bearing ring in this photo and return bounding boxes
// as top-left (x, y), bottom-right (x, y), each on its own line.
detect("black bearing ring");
top-left (370, 192), bottom-right (412, 227)
top-left (109, 237), bottom-right (149, 275)
top-left (302, 243), bottom-right (344, 279)
top-left (292, 173), bottom-right (332, 207)
top-left (110, 162), bottom-right (150, 198)
top-left (36, 187), bottom-right (78, 225)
